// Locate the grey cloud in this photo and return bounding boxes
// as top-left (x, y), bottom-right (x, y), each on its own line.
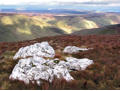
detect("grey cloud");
top-left (52, 0), bottom-right (120, 6)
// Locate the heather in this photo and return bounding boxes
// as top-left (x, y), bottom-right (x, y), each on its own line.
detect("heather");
top-left (0, 35), bottom-right (120, 90)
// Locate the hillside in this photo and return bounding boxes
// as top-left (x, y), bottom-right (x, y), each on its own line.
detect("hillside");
top-left (72, 24), bottom-right (120, 35)
top-left (0, 14), bottom-right (64, 42)
top-left (0, 35), bottom-right (120, 90)
top-left (0, 12), bottom-right (120, 42)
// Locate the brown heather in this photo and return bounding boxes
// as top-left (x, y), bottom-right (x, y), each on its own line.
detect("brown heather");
top-left (0, 34), bottom-right (120, 90)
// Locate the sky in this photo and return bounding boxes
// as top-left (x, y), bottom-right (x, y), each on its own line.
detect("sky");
top-left (0, 0), bottom-right (120, 12)
top-left (0, 0), bottom-right (119, 6)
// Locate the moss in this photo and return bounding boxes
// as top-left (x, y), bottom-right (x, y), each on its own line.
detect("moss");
top-left (32, 63), bottom-right (36, 67)
top-left (1, 51), bottom-right (16, 59)
top-left (43, 63), bottom-right (49, 66)
top-left (54, 60), bottom-right (60, 64)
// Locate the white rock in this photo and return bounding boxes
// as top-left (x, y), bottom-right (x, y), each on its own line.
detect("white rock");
top-left (32, 56), bottom-right (47, 66)
top-left (9, 56), bottom-right (74, 85)
top-left (66, 57), bottom-right (94, 70)
top-left (53, 65), bottom-right (74, 81)
top-left (10, 43), bottom-right (94, 86)
top-left (63, 46), bottom-right (91, 54)
top-left (9, 56), bottom-right (93, 85)
top-left (13, 42), bottom-right (55, 59)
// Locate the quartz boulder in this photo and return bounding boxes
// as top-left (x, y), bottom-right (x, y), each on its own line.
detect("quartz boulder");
top-left (63, 46), bottom-right (91, 54)
top-left (13, 42), bottom-right (55, 59)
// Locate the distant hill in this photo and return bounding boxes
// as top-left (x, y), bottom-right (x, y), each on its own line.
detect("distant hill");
top-left (0, 12), bottom-right (120, 42)
top-left (0, 9), bottom-right (91, 15)
top-left (0, 14), bottom-right (65, 42)
top-left (72, 24), bottom-right (120, 35)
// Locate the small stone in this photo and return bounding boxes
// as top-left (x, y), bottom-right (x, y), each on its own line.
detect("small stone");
top-left (63, 46), bottom-right (91, 54)
top-left (66, 57), bottom-right (94, 70)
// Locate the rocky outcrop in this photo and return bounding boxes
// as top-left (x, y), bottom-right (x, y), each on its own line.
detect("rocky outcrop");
top-left (65, 57), bottom-right (93, 70)
top-left (9, 56), bottom-right (74, 85)
top-left (10, 42), bottom-right (94, 86)
top-left (13, 42), bottom-right (55, 59)
top-left (63, 46), bottom-right (91, 54)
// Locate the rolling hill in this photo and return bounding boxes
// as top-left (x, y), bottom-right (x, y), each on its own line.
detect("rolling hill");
top-left (0, 12), bottom-right (120, 42)
top-left (72, 24), bottom-right (120, 35)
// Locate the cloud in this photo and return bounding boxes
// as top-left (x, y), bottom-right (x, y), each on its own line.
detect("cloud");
top-left (0, 0), bottom-right (120, 7)
top-left (80, 0), bottom-right (120, 6)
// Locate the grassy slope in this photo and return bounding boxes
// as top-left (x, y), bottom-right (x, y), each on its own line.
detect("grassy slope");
top-left (0, 13), bottom-right (120, 42)
top-left (0, 35), bottom-right (119, 90)
top-left (54, 13), bottom-right (119, 30)
top-left (72, 24), bottom-right (120, 35)
top-left (0, 15), bottom-right (64, 42)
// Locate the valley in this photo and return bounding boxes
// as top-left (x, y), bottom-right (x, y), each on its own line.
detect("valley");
top-left (0, 12), bottom-right (120, 42)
